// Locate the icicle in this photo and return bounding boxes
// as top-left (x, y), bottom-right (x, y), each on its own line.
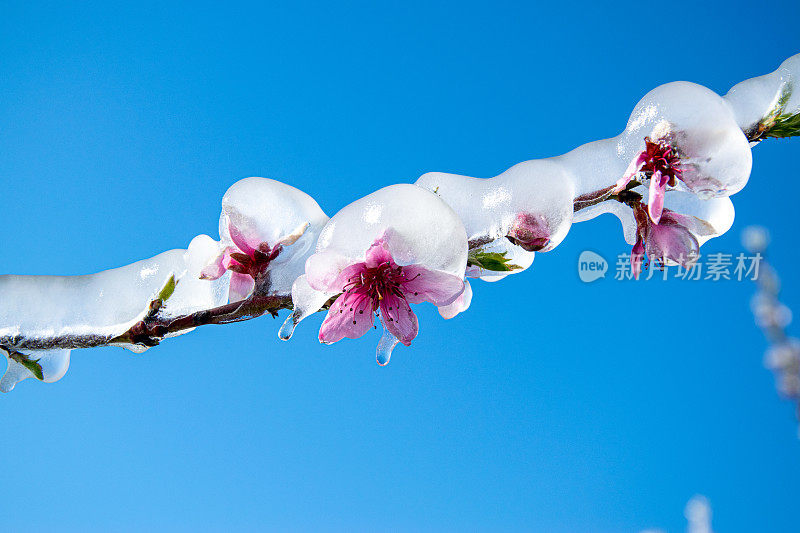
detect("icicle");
top-left (278, 313), bottom-right (298, 341)
top-left (376, 326), bottom-right (400, 366)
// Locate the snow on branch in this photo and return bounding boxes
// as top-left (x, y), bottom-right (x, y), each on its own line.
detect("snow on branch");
top-left (1, 54), bottom-right (799, 392)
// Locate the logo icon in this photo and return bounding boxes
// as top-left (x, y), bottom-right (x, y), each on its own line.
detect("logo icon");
top-left (578, 251), bottom-right (608, 283)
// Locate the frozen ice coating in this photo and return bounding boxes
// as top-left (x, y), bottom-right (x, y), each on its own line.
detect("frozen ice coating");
top-left (725, 53), bottom-right (800, 137)
top-left (558, 137), bottom-right (628, 220)
top-left (783, 54), bottom-right (800, 115)
top-left (610, 191), bottom-right (724, 248)
top-left (160, 234), bottom-right (231, 321)
top-left (414, 171), bottom-right (535, 282)
top-left (438, 279), bottom-right (473, 320)
top-left (467, 238), bottom-right (534, 283)
top-left (565, 82), bottom-right (751, 227)
top-left (3, 54), bottom-right (800, 386)
top-left (617, 81), bottom-right (752, 200)
top-left (608, 188), bottom-right (734, 247)
top-left (415, 172), bottom-right (499, 241)
top-left (416, 160), bottom-right (575, 252)
top-left (0, 237), bottom-right (232, 391)
top-left (659, 192), bottom-right (734, 246)
top-left (0, 241), bottom-right (231, 345)
top-left (0, 249), bottom-right (186, 344)
top-left (278, 274), bottom-right (333, 341)
top-left (314, 184), bottom-right (467, 274)
top-left (284, 184), bottom-right (468, 363)
top-left (0, 347), bottom-right (70, 393)
top-left (414, 160), bottom-right (573, 283)
top-left (205, 177), bottom-right (330, 300)
top-left (724, 60), bottom-right (793, 133)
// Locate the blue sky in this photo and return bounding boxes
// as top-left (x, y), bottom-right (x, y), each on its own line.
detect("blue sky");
top-left (1, 1), bottom-right (799, 531)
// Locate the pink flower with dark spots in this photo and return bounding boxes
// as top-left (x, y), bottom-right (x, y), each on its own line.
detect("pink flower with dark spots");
top-left (615, 137), bottom-right (683, 224)
top-left (313, 234), bottom-right (464, 348)
top-left (201, 220), bottom-right (307, 301)
top-left (506, 212), bottom-right (551, 252)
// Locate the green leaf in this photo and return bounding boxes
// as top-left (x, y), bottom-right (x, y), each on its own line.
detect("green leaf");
top-left (753, 85), bottom-right (800, 140)
top-left (158, 275), bottom-right (177, 302)
top-left (8, 351), bottom-right (43, 381)
top-left (766, 112), bottom-right (800, 139)
top-left (19, 357), bottom-right (44, 381)
top-left (467, 250), bottom-right (523, 272)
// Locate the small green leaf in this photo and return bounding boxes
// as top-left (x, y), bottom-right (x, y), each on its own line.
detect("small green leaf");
top-left (8, 351), bottom-right (43, 381)
top-left (158, 275), bottom-right (177, 302)
top-left (19, 358), bottom-right (44, 381)
top-left (766, 112), bottom-right (800, 139)
top-left (468, 250), bottom-right (523, 272)
top-left (752, 85), bottom-right (800, 140)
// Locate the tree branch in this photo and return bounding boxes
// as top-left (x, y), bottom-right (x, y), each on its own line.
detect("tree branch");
top-left (573, 185), bottom-right (617, 212)
top-left (0, 281), bottom-right (292, 352)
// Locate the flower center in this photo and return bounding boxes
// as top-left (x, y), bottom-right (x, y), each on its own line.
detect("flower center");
top-left (641, 137), bottom-right (682, 185)
top-left (228, 243), bottom-right (282, 279)
top-left (341, 261), bottom-right (420, 312)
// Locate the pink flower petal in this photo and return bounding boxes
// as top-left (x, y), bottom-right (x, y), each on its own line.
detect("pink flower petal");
top-left (228, 272), bottom-right (255, 302)
top-left (465, 265), bottom-right (482, 278)
top-left (662, 210), bottom-right (716, 238)
top-left (364, 236), bottom-right (393, 268)
top-left (646, 220), bottom-right (700, 268)
top-left (220, 247), bottom-right (239, 270)
top-left (199, 253), bottom-right (226, 280)
top-left (305, 250), bottom-right (355, 293)
top-left (647, 170), bottom-right (667, 224)
top-left (379, 294), bottom-right (418, 346)
top-left (614, 153), bottom-right (646, 193)
top-left (330, 263), bottom-right (369, 293)
top-left (438, 279), bottom-right (472, 319)
top-left (630, 238), bottom-right (645, 280)
top-left (227, 220), bottom-right (256, 256)
top-left (319, 291), bottom-right (375, 344)
top-left (401, 265), bottom-right (464, 306)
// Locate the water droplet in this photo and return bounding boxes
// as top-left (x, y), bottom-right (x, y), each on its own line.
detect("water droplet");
top-left (278, 313), bottom-right (297, 340)
top-left (376, 327), bottom-right (399, 366)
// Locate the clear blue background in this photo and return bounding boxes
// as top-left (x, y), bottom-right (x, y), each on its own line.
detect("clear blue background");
top-left (1, 1), bottom-right (798, 531)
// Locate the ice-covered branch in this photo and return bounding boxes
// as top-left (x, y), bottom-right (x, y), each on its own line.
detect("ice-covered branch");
top-left (2, 53), bottom-right (799, 392)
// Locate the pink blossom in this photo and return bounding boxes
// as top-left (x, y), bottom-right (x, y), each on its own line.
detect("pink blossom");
top-left (438, 279), bottom-right (473, 319)
top-left (645, 211), bottom-right (700, 266)
top-left (629, 204), bottom-right (700, 279)
top-left (615, 137), bottom-right (683, 224)
top-left (506, 212), bottom-right (551, 252)
top-left (201, 220), bottom-right (307, 302)
top-left (312, 234), bottom-right (464, 347)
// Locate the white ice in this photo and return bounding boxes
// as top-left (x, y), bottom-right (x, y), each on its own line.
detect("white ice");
top-left (415, 159), bottom-right (574, 281)
top-left (0, 347), bottom-right (70, 393)
top-left (284, 184), bottom-right (468, 335)
top-left (313, 184), bottom-right (467, 275)
top-left (0, 234), bottom-right (230, 391)
top-left (725, 53), bottom-right (800, 135)
top-left (216, 177), bottom-right (329, 298)
top-left (617, 81), bottom-right (751, 199)
top-left (599, 186), bottom-right (734, 246)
